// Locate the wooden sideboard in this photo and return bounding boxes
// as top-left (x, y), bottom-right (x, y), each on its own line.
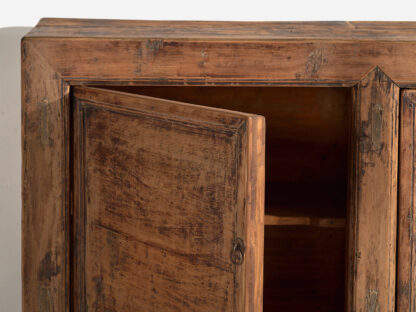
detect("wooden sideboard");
top-left (22, 19), bottom-right (416, 311)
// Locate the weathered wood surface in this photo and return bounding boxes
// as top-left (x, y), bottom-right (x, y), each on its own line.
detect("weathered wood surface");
top-left (98, 86), bottom-right (350, 189)
top-left (347, 67), bottom-right (399, 312)
top-left (21, 38), bottom-right (70, 312)
top-left (27, 19), bottom-right (416, 41)
top-left (22, 36), bottom-right (416, 87)
top-left (106, 86), bottom-right (349, 228)
top-left (71, 86), bottom-right (265, 311)
top-left (397, 90), bottom-right (416, 312)
top-left (21, 19), bottom-right (416, 87)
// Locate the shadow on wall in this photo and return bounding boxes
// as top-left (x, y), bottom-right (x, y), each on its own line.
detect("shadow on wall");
top-left (0, 27), bottom-right (32, 312)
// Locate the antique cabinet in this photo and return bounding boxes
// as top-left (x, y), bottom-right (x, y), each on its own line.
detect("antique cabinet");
top-left (22, 19), bottom-right (416, 311)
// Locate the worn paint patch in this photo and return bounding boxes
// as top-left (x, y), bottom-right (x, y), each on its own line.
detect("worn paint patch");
top-left (37, 251), bottom-right (60, 282)
top-left (146, 39), bottom-right (164, 56)
top-left (398, 281), bottom-right (410, 299)
top-left (38, 287), bottom-right (52, 312)
top-left (359, 119), bottom-right (385, 156)
top-left (371, 102), bottom-right (383, 154)
top-left (305, 49), bottom-right (327, 77)
top-left (359, 160), bottom-right (375, 180)
top-left (359, 81), bottom-right (386, 156)
top-left (359, 120), bottom-right (372, 154)
top-left (365, 289), bottom-right (380, 312)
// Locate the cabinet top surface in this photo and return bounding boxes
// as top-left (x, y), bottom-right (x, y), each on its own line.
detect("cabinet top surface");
top-left (25, 18), bottom-right (416, 41)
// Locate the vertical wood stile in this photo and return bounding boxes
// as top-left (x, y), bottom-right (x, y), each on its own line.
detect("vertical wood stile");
top-left (21, 38), bottom-right (70, 312)
top-left (347, 67), bottom-right (399, 312)
top-left (397, 90), bottom-right (416, 312)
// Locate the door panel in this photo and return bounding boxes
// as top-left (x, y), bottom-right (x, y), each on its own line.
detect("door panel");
top-left (347, 67), bottom-right (399, 311)
top-left (397, 90), bottom-right (416, 312)
top-left (71, 87), bottom-right (265, 312)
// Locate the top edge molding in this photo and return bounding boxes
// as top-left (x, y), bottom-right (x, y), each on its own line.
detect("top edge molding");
top-left (24, 18), bottom-right (416, 41)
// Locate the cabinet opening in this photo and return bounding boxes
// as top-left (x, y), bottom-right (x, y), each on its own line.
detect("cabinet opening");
top-left (93, 85), bottom-right (351, 311)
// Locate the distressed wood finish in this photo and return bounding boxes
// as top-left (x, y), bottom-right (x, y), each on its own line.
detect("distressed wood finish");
top-left (21, 40), bottom-right (70, 312)
top-left (20, 19), bottom-right (416, 87)
top-left (71, 86), bottom-right (265, 312)
top-left (98, 86), bottom-right (350, 188)
top-left (347, 67), bottom-right (399, 311)
top-left (102, 86), bottom-right (349, 227)
top-left (22, 18), bottom-right (416, 312)
top-left (22, 36), bottom-right (416, 87)
top-left (397, 90), bottom-right (416, 311)
top-left (27, 19), bottom-right (416, 40)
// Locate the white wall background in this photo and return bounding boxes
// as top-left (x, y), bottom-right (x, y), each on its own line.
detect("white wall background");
top-left (2, 0), bottom-right (416, 26)
top-left (1, 27), bottom-right (31, 312)
top-left (1, 0), bottom-right (416, 311)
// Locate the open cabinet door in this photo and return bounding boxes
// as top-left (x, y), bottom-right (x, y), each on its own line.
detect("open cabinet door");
top-left (71, 86), bottom-right (265, 312)
top-left (347, 67), bottom-right (399, 311)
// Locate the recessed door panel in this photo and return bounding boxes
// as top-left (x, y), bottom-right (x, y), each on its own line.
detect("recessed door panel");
top-left (71, 87), bottom-right (265, 312)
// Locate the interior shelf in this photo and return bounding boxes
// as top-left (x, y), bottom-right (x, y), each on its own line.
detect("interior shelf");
top-left (265, 215), bottom-right (345, 228)
top-left (264, 182), bottom-right (347, 228)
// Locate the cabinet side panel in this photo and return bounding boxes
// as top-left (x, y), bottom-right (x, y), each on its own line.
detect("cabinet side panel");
top-left (397, 90), bottom-right (416, 312)
top-left (347, 67), bottom-right (399, 311)
top-left (21, 39), bottom-right (70, 312)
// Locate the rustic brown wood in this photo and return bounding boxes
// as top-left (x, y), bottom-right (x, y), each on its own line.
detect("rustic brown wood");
top-left (21, 39), bottom-right (70, 312)
top-left (97, 86), bottom-right (350, 189)
top-left (22, 36), bottom-right (416, 87)
top-left (71, 86), bottom-right (265, 312)
top-left (397, 90), bottom-right (416, 312)
top-left (22, 18), bottom-right (414, 312)
top-left (28, 19), bottom-right (416, 41)
top-left (104, 86), bottom-right (350, 224)
top-left (20, 19), bottom-right (416, 87)
top-left (245, 110), bottom-right (265, 312)
top-left (346, 67), bottom-right (399, 312)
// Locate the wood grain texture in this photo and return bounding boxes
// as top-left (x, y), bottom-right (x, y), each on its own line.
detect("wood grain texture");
top-left (347, 67), bottom-right (399, 312)
top-left (97, 86), bottom-right (350, 188)
top-left (28, 19), bottom-right (416, 41)
top-left (21, 37), bottom-right (70, 312)
top-left (99, 86), bottom-right (350, 226)
top-left (71, 86), bottom-right (265, 312)
top-left (244, 112), bottom-right (265, 312)
top-left (397, 90), bottom-right (416, 312)
top-left (21, 36), bottom-right (416, 87)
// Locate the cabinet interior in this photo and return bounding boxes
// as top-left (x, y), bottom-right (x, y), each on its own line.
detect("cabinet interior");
top-left (94, 85), bottom-right (351, 311)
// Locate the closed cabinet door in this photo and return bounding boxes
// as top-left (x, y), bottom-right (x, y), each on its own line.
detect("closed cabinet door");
top-left (70, 86), bottom-right (265, 312)
top-left (397, 89), bottom-right (416, 312)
